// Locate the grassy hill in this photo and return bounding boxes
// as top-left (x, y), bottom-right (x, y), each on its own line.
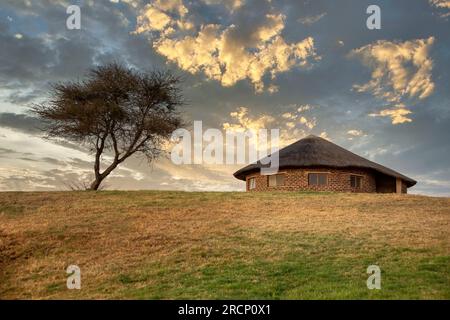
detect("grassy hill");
top-left (0, 191), bottom-right (449, 299)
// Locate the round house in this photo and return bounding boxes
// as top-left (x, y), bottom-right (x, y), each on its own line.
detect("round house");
top-left (233, 135), bottom-right (416, 193)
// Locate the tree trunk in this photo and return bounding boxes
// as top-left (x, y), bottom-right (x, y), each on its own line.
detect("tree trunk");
top-left (89, 159), bottom-right (121, 191)
top-left (89, 176), bottom-right (104, 191)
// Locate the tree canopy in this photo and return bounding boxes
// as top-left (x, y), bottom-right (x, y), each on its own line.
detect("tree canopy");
top-left (32, 63), bottom-right (185, 190)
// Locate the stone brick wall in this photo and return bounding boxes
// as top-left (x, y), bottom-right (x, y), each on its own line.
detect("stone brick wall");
top-left (246, 167), bottom-right (377, 193)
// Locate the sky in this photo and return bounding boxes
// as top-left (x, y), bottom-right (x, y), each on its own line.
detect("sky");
top-left (0, 0), bottom-right (449, 195)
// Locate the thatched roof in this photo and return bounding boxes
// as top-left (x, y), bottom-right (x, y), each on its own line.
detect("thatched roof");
top-left (233, 135), bottom-right (416, 187)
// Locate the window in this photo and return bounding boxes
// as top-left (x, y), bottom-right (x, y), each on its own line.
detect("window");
top-left (308, 173), bottom-right (328, 186)
top-left (248, 177), bottom-right (256, 190)
top-left (350, 175), bottom-right (362, 189)
top-left (268, 174), bottom-right (285, 187)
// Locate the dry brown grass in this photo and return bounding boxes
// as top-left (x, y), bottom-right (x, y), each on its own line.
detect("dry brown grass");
top-left (0, 191), bottom-right (449, 299)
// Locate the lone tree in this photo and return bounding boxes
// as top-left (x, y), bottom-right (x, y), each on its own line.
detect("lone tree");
top-left (32, 63), bottom-right (184, 190)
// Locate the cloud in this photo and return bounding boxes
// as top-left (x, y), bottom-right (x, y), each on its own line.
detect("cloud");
top-left (319, 131), bottom-right (330, 141)
top-left (0, 0), bottom-right (155, 94)
top-left (0, 113), bottom-right (42, 134)
top-left (201, 0), bottom-right (244, 12)
top-left (134, 1), bottom-right (319, 92)
top-left (154, 158), bottom-right (242, 192)
top-left (267, 84), bottom-right (279, 94)
top-left (429, 0), bottom-right (450, 17)
top-left (298, 116), bottom-right (316, 129)
top-left (297, 104), bottom-right (314, 112)
top-left (346, 129), bottom-right (367, 141)
top-left (222, 105), bottom-right (318, 147)
top-left (297, 12), bottom-right (327, 26)
top-left (429, 0), bottom-right (450, 9)
top-left (347, 129), bottom-right (364, 137)
top-left (351, 37), bottom-right (435, 103)
top-left (134, 0), bottom-right (189, 34)
top-left (369, 105), bottom-right (413, 124)
top-left (1, 0), bottom-right (450, 196)
top-left (0, 125), bottom-right (167, 191)
top-left (0, 126), bottom-right (94, 190)
top-left (430, 0), bottom-right (450, 8)
top-left (351, 37), bottom-right (435, 124)
top-left (223, 106), bottom-right (275, 132)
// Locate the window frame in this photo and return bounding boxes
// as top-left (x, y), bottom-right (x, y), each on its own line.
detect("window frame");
top-left (308, 172), bottom-right (329, 186)
top-left (267, 174), bottom-right (286, 187)
top-left (350, 174), bottom-right (363, 189)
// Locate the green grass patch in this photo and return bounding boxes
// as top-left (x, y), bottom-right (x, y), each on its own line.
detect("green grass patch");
top-left (112, 232), bottom-right (450, 299)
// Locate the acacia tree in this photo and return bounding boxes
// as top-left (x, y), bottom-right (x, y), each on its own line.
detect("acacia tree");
top-left (32, 63), bottom-right (184, 190)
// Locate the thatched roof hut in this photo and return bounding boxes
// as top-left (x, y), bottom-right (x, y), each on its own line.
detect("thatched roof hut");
top-left (234, 135), bottom-right (416, 193)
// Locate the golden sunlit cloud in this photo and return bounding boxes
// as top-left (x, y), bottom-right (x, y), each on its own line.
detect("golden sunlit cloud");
top-left (319, 131), bottom-right (330, 141)
top-left (134, 0), bottom-right (319, 92)
top-left (351, 37), bottom-right (435, 124)
top-left (347, 129), bottom-right (366, 140)
top-left (223, 107), bottom-right (276, 133)
top-left (369, 105), bottom-right (413, 125)
top-left (429, 0), bottom-right (450, 7)
top-left (351, 37), bottom-right (435, 103)
top-left (429, 0), bottom-right (450, 17)
top-left (222, 106), bottom-right (319, 147)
